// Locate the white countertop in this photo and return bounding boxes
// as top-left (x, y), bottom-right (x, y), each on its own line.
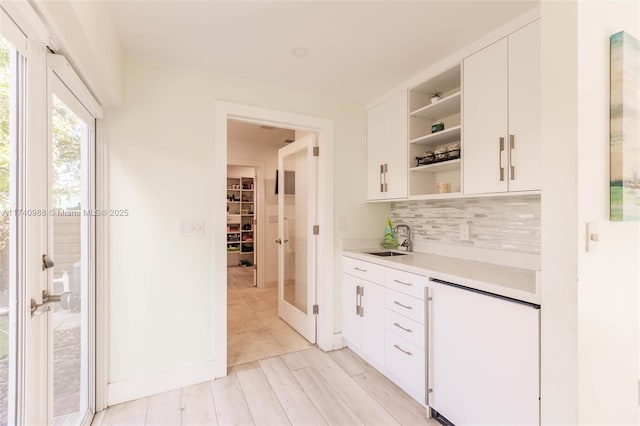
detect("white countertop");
top-left (343, 249), bottom-right (540, 305)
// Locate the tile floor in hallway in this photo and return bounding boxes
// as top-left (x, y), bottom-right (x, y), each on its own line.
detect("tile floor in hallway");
top-left (92, 347), bottom-right (438, 426)
top-left (227, 285), bottom-right (313, 366)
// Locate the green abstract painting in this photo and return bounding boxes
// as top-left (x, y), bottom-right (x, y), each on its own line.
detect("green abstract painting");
top-left (610, 31), bottom-right (640, 221)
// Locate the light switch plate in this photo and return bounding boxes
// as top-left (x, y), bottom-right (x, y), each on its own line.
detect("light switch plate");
top-left (180, 220), bottom-right (205, 237)
top-left (586, 221), bottom-right (598, 252)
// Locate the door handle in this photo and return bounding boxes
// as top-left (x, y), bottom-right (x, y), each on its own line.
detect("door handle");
top-left (275, 239), bottom-right (289, 245)
top-left (42, 254), bottom-right (54, 271)
top-left (30, 289), bottom-right (65, 317)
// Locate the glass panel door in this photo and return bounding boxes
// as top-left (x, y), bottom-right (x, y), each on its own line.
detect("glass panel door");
top-left (48, 76), bottom-right (94, 425)
top-left (277, 133), bottom-right (317, 343)
top-left (0, 32), bottom-right (19, 426)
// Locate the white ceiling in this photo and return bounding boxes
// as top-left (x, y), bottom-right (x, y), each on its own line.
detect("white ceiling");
top-left (228, 119), bottom-right (295, 145)
top-left (107, 1), bottom-right (537, 104)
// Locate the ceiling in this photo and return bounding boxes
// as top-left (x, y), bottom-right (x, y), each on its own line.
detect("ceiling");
top-left (107, 1), bottom-right (537, 104)
top-left (228, 119), bottom-right (295, 145)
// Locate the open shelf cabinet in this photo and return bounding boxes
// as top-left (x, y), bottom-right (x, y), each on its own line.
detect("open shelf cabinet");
top-left (408, 64), bottom-right (462, 197)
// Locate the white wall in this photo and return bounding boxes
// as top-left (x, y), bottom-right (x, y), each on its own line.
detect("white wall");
top-left (541, 1), bottom-right (640, 423)
top-left (106, 55), bottom-right (387, 400)
top-left (540, 4), bottom-right (579, 421)
top-left (576, 1), bottom-right (639, 423)
top-left (32, 0), bottom-right (124, 107)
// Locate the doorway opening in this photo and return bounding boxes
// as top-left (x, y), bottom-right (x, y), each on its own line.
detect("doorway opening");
top-left (213, 101), bottom-right (334, 378)
top-left (226, 120), bottom-right (315, 367)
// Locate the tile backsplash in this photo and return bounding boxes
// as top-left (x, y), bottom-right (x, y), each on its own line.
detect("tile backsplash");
top-left (390, 195), bottom-right (541, 254)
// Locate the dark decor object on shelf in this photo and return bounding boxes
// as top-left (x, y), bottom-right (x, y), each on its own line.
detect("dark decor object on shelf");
top-left (431, 122), bottom-right (445, 133)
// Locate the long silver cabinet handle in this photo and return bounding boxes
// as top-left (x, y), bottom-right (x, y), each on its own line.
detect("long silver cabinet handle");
top-left (355, 285), bottom-right (360, 315)
top-left (393, 344), bottom-right (412, 356)
top-left (383, 163), bottom-right (388, 193)
top-left (379, 164), bottom-right (384, 193)
top-left (354, 267), bottom-right (367, 272)
top-left (393, 322), bottom-right (412, 333)
top-left (509, 134), bottom-right (515, 180)
top-left (499, 137), bottom-right (505, 182)
top-left (393, 301), bottom-right (413, 310)
top-left (393, 279), bottom-right (412, 287)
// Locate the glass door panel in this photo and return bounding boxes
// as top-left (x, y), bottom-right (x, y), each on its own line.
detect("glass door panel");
top-left (49, 87), bottom-right (92, 425)
top-left (282, 152), bottom-right (307, 313)
top-left (0, 33), bottom-right (19, 426)
top-left (277, 133), bottom-right (317, 343)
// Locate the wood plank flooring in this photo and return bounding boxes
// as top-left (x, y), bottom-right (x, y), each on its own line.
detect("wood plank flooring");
top-left (92, 347), bottom-right (438, 426)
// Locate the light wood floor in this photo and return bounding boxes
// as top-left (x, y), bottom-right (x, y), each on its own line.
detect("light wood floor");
top-left (92, 347), bottom-right (437, 426)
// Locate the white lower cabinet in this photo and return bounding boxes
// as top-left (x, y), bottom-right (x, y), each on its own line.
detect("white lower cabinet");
top-left (342, 259), bottom-right (385, 368)
top-left (341, 255), bottom-right (540, 425)
top-left (384, 330), bottom-right (425, 401)
top-left (429, 281), bottom-right (540, 426)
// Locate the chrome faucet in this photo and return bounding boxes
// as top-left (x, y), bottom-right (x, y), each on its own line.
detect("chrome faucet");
top-left (395, 224), bottom-right (412, 252)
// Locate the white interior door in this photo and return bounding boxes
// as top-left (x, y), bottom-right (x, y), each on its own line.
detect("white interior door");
top-left (277, 133), bottom-right (317, 343)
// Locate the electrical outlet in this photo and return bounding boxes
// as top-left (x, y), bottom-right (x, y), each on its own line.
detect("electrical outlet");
top-left (459, 224), bottom-right (470, 241)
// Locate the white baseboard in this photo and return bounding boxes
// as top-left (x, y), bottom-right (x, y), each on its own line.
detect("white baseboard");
top-left (107, 360), bottom-right (216, 406)
top-left (333, 333), bottom-right (344, 350)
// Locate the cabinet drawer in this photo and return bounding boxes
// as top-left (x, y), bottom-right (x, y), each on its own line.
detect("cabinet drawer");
top-left (385, 288), bottom-right (425, 324)
top-left (385, 330), bottom-right (425, 400)
top-left (385, 268), bottom-right (427, 299)
top-left (342, 256), bottom-right (385, 285)
top-left (385, 309), bottom-right (424, 349)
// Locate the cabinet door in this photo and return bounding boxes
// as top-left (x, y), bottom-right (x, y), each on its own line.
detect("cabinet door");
top-left (366, 91), bottom-right (408, 200)
top-left (463, 38), bottom-right (509, 195)
top-left (341, 273), bottom-right (362, 350)
top-left (360, 280), bottom-right (385, 367)
top-left (508, 20), bottom-right (541, 191)
top-left (382, 91), bottom-right (408, 199)
top-left (430, 283), bottom-right (540, 426)
top-left (366, 101), bottom-right (387, 200)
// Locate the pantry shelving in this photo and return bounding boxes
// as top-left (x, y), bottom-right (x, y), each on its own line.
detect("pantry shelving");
top-left (227, 176), bottom-right (256, 263)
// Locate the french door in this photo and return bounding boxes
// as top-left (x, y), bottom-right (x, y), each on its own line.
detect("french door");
top-left (0, 11), bottom-right (25, 425)
top-left (0, 7), bottom-right (97, 425)
top-left (42, 63), bottom-right (96, 425)
top-left (276, 133), bottom-right (318, 343)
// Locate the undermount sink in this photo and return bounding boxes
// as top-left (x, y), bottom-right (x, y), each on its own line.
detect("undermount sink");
top-left (366, 251), bottom-right (407, 257)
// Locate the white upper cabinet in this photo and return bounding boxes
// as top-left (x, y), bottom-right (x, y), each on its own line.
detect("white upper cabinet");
top-left (507, 20), bottom-right (541, 191)
top-left (463, 20), bottom-right (541, 195)
top-left (366, 91), bottom-right (408, 201)
top-left (462, 38), bottom-right (509, 194)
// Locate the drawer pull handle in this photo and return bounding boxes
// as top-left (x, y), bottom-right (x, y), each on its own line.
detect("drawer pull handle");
top-left (393, 322), bottom-right (412, 333)
top-left (393, 301), bottom-right (413, 310)
top-left (354, 267), bottom-right (367, 272)
top-left (393, 344), bottom-right (412, 356)
top-left (393, 279), bottom-right (412, 286)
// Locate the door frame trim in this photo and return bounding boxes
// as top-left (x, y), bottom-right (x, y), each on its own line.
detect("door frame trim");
top-left (213, 102), bottom-right (334, 377)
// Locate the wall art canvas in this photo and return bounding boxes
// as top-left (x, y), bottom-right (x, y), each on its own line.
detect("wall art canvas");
top-left (610, 31), bottom-right (640, 221)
